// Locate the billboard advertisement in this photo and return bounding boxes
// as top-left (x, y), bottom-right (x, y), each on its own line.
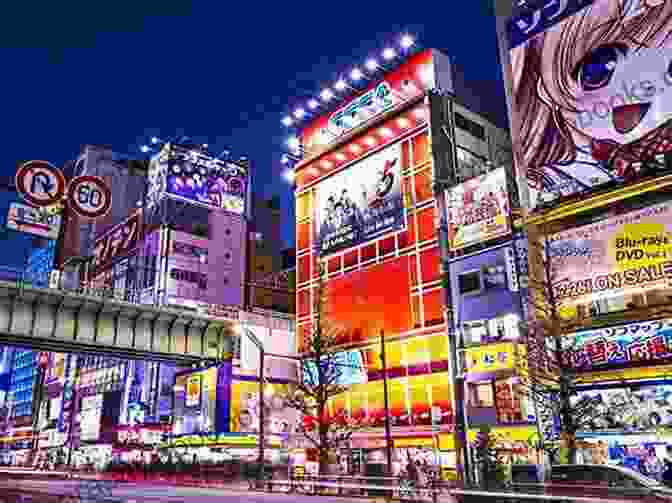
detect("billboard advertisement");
top-left (302, 49), bottom-right (453, 151)
top-left (564, 318), bottom-right (672, 370)
top-left (314, 142), bottom-right (405, 256)
top-left (148, 144), bottom-right (248, 214)
top-left (230, 381), bottom-right (299, 434)
top-left (6, 202), bottom-right (61, 239)
top-left (92, 211), bottom-right (142, 273)
top-left (302, 350), bottom-right (368, 386)
top-left (447, 168), bottom-right (510, 250)
top-left (506, 0), bottom-right (672, 213)
top-left (549, 201), bottom-right (672, 318)
top-left (575, 384), bottom-right (672, 431)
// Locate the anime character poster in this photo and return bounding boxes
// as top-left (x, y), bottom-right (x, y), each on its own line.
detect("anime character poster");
top-left (507, 0), bottom-right (672, 213)
top-left (314, 142), bottom-right (405, 256)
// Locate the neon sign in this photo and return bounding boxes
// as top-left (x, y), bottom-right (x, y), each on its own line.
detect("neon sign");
top-left (327, 82), bottom-right (395, 138)
top-left (564, 319), bottom-right (672, 369)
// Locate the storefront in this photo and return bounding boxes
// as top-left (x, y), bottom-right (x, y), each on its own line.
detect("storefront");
top-left (467, 425), bottom-right (541, 466)
top-left (112, 424), bottom-right (169, 464)
top-left (564, 317), bottom-right (672, 478)
top-left (158, 432), bottom-right (287, 465)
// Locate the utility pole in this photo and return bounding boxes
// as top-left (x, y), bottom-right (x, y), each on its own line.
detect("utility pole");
top-left (380, 330), bottom-right (393, 475)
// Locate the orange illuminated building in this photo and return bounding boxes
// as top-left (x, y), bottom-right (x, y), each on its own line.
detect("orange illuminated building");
top-left (291, 47), bottom-right (510, 472)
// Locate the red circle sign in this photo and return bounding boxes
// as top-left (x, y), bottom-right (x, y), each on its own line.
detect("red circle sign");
top-left (15, 161), bottom-right (66, 207)
top-left (67, 175), bottom-right (112, 219)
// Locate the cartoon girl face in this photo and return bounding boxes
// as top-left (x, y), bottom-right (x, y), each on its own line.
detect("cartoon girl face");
top-left (512, 0), bottom-right (672, 205)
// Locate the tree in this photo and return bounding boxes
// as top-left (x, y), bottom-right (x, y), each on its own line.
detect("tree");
top-left (286, 262), bottom-right (359, 475)
top-left (517, 221), bottom-right (614, 465)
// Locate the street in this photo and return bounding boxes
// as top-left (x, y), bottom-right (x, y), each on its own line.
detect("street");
top-left (0, 477), bottom-right (396, 502)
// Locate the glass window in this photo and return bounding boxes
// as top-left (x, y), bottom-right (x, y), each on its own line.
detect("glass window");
top-left (470, 381), bottom-right (494, 407)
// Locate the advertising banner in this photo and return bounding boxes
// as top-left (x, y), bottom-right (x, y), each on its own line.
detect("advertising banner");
top-left (564, 318), bottom-right (672, 370)
top-left (506, 0), bottom-right (672, 213)
top-left (165, 231), bottom-right (209, 305)
top-left (79, 395), bottom-right (103, 442)
top-left (148, 144), bottom-right (248, 214)
top-left (230, 381), bottom-right (299, 435)
top-left (315, 142), bottom-right (405, 256)
top-left (302, 350), bottom-right (368, 386)
top-left (447, 168), bottom-right (510, 250)
top-left (185, 374), bottom-right (202, 408)
top-left (6, 202), bottom-right (61, 239)
top-left (549, 201), bottom-right (672, 317)
top-left (93, 211), bottom-right (142, 273)
top-left (575, 384), bottom-right (672, 431)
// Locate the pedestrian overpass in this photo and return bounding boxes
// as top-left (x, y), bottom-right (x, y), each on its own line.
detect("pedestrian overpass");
top-left (0, 280), bottom-right (238, 364)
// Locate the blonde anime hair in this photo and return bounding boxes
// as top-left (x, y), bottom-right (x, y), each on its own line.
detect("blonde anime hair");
top-left (511, 0), bottom-right (672, 189)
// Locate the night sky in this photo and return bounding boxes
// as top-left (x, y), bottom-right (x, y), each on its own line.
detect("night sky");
top-left (0, 1), bottom-right (506, 268)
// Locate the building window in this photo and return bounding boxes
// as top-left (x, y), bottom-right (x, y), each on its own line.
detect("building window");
top-left (458, 270), bottom-right (482, 295)
top-left (469, 381), bottom-right (495, 408)
top-left (454, 112), bottom-right (485, 140)
top-left (456, 147), bottom-right (487, 181)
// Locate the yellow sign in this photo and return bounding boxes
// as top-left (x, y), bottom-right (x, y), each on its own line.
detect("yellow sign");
top-left (393, 437), bottom-right (436, 448)
top-left (159, 433), bottom-right (283, 449)
top-left (464, 342), bottom-right (521, 374)
top-left (467, 425), bottom-right (537, 443)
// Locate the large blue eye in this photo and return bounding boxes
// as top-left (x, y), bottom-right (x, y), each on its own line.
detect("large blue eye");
top-left (577, 44), bottom-right (627, 91)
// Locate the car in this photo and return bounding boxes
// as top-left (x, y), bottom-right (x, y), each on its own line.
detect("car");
top-left (509, 464), bottom-right (672, 502)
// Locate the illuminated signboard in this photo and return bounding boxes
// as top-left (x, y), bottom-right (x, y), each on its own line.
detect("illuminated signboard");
top-left (549, 201), bottom-right (672, 319)
top-left (563, 318), bottom-right (672, 370)
top-left (303, 350), bottom-right (368, 386)
top-left (148, 144), bottom-right (248, 214)
top-left (314, 142), bottom-right (405, 255)
top-left (93, 211), bottom-right (141, 272)
top-left (327, 82), bottom-right (395, 138)
top-left (506, 0), bottom-right (672, 214)
top-left (302, 49), bottom-right (453, 150)
top-left (6, 202), bottom-right (61, 239)
top-left (447, 168), bottom-right (510, 250)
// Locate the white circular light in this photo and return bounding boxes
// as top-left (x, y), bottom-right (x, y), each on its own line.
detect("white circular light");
top-left (349, 144), bottom-right (362, 154)
top-left (321, 89), bottom-right (334, 101)
top-left (334, 79), bottom-right (347, 91)
top-left (308, 99), bottom-right (319, 110)
top-left (282, 116), bottom-right (293, 127)
top-left (365, 59), bottom-right (378, 71)
top-left (151, 137), bottom-right (159, 144)
top-left (400, 34), bottom-right (415, 49)
top-left (397, 118), bottom-right (410, 128)
top-left (282, 169), bottom-right (295, 184)
top-left (202, 144), bottom-right (208, 149)
top-left (321, 160), bottom-right (333, 169)
top-left (294, 108), bottom-right (306, 119)
top-left (364, 137), bottom-right (376, 147)
top-left (140, 145), bottom-right (150, 153)
top-left (380, 128), bottom-right (394, 138)
top-left (350, 68), bottom-right (363, 81)
top-left (335, 153), bottom-right (346, 161)
top-left (281, 154), bottom-right (289, 165)
top-left (382, 48), bottom-right (396, 60)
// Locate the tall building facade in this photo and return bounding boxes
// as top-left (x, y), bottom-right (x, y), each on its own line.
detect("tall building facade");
top-left (291, 47), bottom-right (511, 474)
top-left (496, 0), bottom-right (672, 470)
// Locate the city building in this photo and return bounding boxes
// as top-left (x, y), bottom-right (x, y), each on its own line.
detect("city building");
top-left (289, 45), bottom-right (511, 475)
top-left (495, 0), bottom-right (672, 471)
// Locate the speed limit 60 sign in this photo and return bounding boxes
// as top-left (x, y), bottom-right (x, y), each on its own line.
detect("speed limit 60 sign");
top-left (67, 176), bottom-right (112, 219)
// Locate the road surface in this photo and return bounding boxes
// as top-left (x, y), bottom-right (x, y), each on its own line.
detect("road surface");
top-left (0, 477), bottom-right (394, 502)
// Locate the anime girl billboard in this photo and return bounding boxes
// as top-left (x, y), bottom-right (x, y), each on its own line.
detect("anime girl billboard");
top-left (507, 0), bottom-right (672, 212)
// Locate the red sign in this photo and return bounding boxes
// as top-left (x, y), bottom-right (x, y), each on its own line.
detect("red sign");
top-left (67, 175), bottom-right (112, 219)
top-left (93, 211), bottom-right (142, 272)
top-left (15, 161), bottom-right (66, 208)
top-left (300, 49), bottom-right (450, 152)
